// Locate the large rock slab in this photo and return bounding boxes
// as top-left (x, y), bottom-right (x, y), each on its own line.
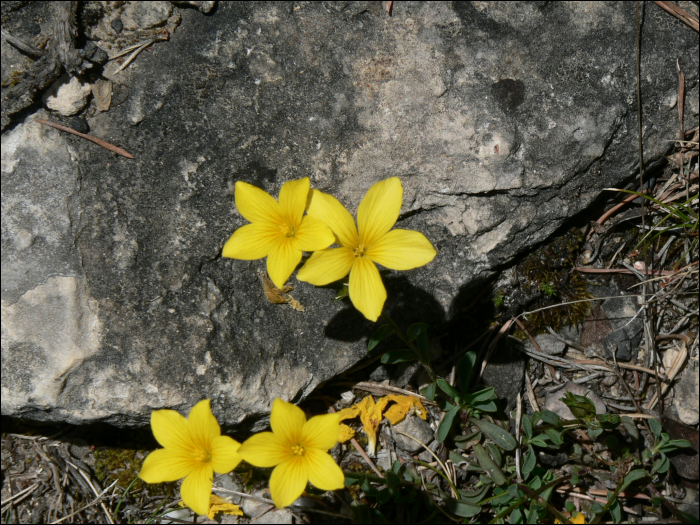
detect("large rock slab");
top-left (2, 2), bottom-right (698, 427)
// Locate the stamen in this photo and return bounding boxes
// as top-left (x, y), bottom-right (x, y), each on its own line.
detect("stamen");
top-left (291, 444), bottom-right (305, 456)
top-left (353, 244), bottom-right (366, 257)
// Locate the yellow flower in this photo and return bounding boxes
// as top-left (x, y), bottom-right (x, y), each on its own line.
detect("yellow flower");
top-left (139, 400), bottom-right (242, 516)
top-left (237, 398), bottom-right (344, 509)
top-left (222, 177), bottom-right (335, 289)
top-left (338, 395), bottom-right (427, 455)
top-left (296, 177), bottom-right (436, 321)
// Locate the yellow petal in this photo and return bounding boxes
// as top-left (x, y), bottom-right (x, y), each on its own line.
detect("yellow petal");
top-left (187, 400), bottom-right (220, 449)
top-left (357, 396), bottom-right (383, 456)
top-left (278, 177), bottom-right (309, 228)
top-left (269, 456), bottom-right (308, 508)
top-left (238, 432), bottom-right (292, 468)
top-left (180, 464), bottom-right (213, 516)
top-left (139, 448), bottom-right (197, 483)
top-left (296, 247), bottom-right (354, 286)
top-left (338, 424), bottom-right (355, 443)
top-left (338, 404), bottom-right (362, 422)
top-left (235, 181), bottom-right (285, 224)
top-left (210, 435), bottom-right (242, 474)
top-left (292, 215), bottom-right (335, 252)
top-left (305, 448), bottom-right (345, 491)
top-left (571, 512), bottom-right (587, 524)
top-left (366, 229), bottom-right (437, 270)
top-left (306, 189), bottom-right (359, 247)
top-left (270, 398), bottom-right (306, 446)
top-left (383, 396), bottom-right (418, 425)
top-left (151, 408), bottom-right (199, 453)
top-left (301, 413), bottom-right (340, 451)
top-left (222, 222), bottom-right (281, 260)
top-left (349, 257), bottom-right (386, 322)
top-left (266, 238), bottom-right (302, 289)
top-left (357, 177), bottom-right (402, 246)
top-left (207, 495), bottom-right (244, 519)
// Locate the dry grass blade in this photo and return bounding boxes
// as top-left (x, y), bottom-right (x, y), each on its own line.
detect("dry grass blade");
top-left (49, 480), bottom-right (118, 525)
top-left (35, 119), bottom-right (134, 159)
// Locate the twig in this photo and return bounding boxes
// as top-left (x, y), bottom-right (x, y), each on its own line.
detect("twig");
top-left (35, 119), bottom-right (134, 159)
top-left (49, 480), bottom-right (118, 524)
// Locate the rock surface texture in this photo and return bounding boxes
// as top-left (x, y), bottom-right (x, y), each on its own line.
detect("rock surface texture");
top-left (2, 2), bottom-right (698, 427)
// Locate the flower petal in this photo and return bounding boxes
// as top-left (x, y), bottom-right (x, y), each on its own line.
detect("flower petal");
top-left (357, 177), bottom-right (402, 246)
top-left (278, 177), bottom-right (309, 228)
top-left (305, 449), bottom-right (345, 491)
top-left (269, 456), bottom-right (308, 508)
top-left (349, 257), bottom-right (386, 322)
top-left (292, 215), bottom-right (335, 252)
top-left (235, 181), bottom-right (285, 224)
top-left (301, 413), bottom-right (340, 451)
top-left (187, 400), bottom-right (220, 450)
top-left (210, 436), bottom-right (242, 474)
top-left (180, 464), bottom-right (213, 516)
top-left (296, 248), bottom-right (354, 286)
top-left (151, 408), bottom-right (193, 452)
top-left (139, 448), bottom-right (197, 483)
top-left (270, 398), bottom-right (306, 446)
top-left (306, 190), bottom-right (359, 248)
top-left (237, 432), bottom-right (292, 467)
top-left (366, 229), bottom-right (436, 270)
top-left (222, 222), bottom-right (281, 260)
top-left (266, 239), bottom-right (302, 289)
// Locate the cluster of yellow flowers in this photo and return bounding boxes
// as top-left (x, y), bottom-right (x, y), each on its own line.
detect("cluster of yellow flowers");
top-left (222, 176), bottom-right (437, 321)
top-left (139, 398), bottom-right (343, 515)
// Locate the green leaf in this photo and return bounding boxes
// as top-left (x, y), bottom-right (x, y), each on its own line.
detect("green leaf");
top-left (406, 322), bottom-right (428, 342)
top-left (437, 405), bottom-right (461, 442)
top-left (590, 502), bottom-right (604, 514)
top-left (561, 391), bottom-right (596, 419)
top-left (444, 497), bottom-right (481, 518)
top-left (368, 324), bottom-right (395, 352)
top-left (522, 415), bottom-right (533, 440)
top-left (449, 450), bottom-right (466, 465)
top-left (530, 435), bottom-right (549, 448)
top-left (458, 485), bottom-right (490, 504)
top-left (486, 443), bottom-right (503, 467)
top-left (384, 470), bottom-right (400, 489)
top-left (437, 378), bottom-right (460, 400)
top-left (659, 439), bottom-right (693, 453)
top-left (565, 501), bottom-right (576, 513)
top-left (469, 417), bottom-right (517, 451)
top-left (544, 428), bottom-right (564, 446)
top-left (540, 410), bottom-right (561, 426)
top-left (334, 283), bottom-right (349, 301)
top-left (621, 416), bottom-right (639, 441)
top-left (649, 418), bottom-right (662, 437)
top-left (473, 400), bottom-right (498, 413)
top-left (510, 508), bottom-right (523, 524)
top-left (466, 387), bottom-right (496, 403)
top-left (610, 496), bottom-right (622, 524)
top-left (473, 444), bottom-right (508, 486)
top-left (651, 455), bottom-right (670, 475)
top-left (344, 473), bottom-right (364, 486)
top-left (421, 382), bottom-right (436, 401)
top-left (522, 445), bottom-right (536, 479)
top-left (457, 351), bottom-right (476, 391)
top-left (415, 331), bottom-right (430, 363)
top-left (620, 469), bottom-right (646, 492)
top-left (380, 349), bottom-right (417, 364)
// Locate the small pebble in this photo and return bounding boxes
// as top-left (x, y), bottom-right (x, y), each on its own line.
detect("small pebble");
top-left (111, 17), bottom-right (124, 33)
top-left (67, 117), bottom-right (88, 134)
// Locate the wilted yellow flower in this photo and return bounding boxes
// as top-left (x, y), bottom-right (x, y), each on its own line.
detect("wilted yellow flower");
top-left (139, 400), bottom-right (242, 516)
top-left (297, 177), bottom-right (436, 321)
top-left (555, 512), bottom-right (586, 524)
top-left (237, 399), bottom-right (344, 509)
top-left (222, 177), bottom-right (335, 288)
top-left (338, 395), bottom-right (427, 455)
top-left (178, 494), bottom-right (243, 520)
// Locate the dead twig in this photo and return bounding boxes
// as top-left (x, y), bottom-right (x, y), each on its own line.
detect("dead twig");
top-left (35, 119), bottom-right (134, 159)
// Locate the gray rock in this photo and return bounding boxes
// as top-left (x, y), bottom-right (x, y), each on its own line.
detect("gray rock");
top-left (391, 415), bottom-right (434, 454)
top-left (2, 2), bottom-right (698, 428)
top-left (122, 1), bottom-right (173, 30)
top-left (42, 75), bottom-right (92, 116)
top-left (526, 333), bottom-right (566, 356)
top-left (673, 361), bottom-right (699, 426)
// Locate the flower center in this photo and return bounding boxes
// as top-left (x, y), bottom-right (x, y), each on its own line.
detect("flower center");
top-left (353, 244), bottom-right (366, 257)
top-left (291, 444), bottom-right (305, 456)
top-left (194, 448), bottom-right (212, 464)
top-left (281, 224), bottom-right (297, 238)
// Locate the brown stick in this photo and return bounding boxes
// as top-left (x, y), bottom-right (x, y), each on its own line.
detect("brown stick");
top-left (35, 119), bottom-right (134, 159)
